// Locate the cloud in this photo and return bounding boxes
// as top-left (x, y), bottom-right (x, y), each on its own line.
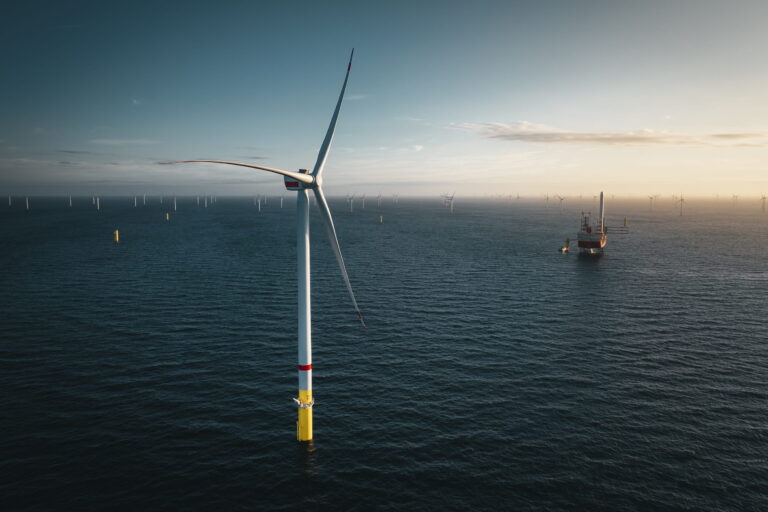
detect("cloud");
top-left (372, 144), bottom-right (425, 154)
top-left (458, 121), bottom-right (768, 147)
top-left (58, 149), bottom-right (94, 155)
top-left (346, 94), bottom-right (368, 101)
top-left (89, 138), bottom-right (159, 145)
top-left (131, 98), bottom-right (143, 106)
top-left (237, 155), bottom-right (268, 160)
top-left (709, 133), bottom-right (759, 139)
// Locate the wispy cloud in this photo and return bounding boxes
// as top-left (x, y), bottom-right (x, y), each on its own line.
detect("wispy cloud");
top-left (58, 149), bottom-right (94, 155)
top-left (372, 144), bottom-right (424, 154)
top-left (89, 138), bottom-right (159, 145)
top-left (458, 121), bottom-right (768, 147)
top-left (346, 94), bottom-right (368, 101)
top-left (131, 98), bottom-right (143, 106)
top-left (396, 116), bottom-right (434, 127)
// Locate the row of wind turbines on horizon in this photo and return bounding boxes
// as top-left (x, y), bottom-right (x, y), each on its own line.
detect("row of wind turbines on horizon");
top-left (8, 192), bottom-right (768, 216)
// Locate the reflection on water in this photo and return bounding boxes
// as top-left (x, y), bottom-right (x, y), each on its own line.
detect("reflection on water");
top-left (297, 440), bottom-right (317, 475)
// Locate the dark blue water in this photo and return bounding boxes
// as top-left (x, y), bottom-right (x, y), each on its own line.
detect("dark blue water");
top-left (1, 196), bottom-right (766, 511)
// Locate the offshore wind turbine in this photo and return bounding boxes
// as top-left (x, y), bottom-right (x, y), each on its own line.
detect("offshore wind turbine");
top-left (761, 194), bottom-right (766, 213)
top-left (441, 192), bottom-right (455, 212)
top-left (161, 50), bottom-right (364, 442)
top-left (556, 194), bottom-right (566, 213)
top-left (347, 193), bottom-right (355, 213)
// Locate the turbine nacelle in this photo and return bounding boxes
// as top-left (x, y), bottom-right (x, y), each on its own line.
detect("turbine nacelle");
top-left (284, 169), bottom-right (315, 190)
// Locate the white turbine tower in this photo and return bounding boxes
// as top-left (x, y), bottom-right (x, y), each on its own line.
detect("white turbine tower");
top-left (161, 50), bottom-right (364, 442)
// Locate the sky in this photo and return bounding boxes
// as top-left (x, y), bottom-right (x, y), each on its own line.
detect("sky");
top-left (1, 0), bottom-right (767, 197)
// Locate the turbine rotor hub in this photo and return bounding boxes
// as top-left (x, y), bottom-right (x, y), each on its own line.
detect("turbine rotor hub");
top-left (284, 169), bottom-right (317, 191)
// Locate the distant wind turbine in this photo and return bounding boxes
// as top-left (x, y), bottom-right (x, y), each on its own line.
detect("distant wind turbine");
top-left (677, 194), bottom-right (684, 216)
top-left (761, 194), bottom-right (766, 213)
top-left (161, 50), bottom-right (364, 442)
top-left (441, 192), bottom-right (455, 213)
top-left (556, 194), bottom-right (566, 213)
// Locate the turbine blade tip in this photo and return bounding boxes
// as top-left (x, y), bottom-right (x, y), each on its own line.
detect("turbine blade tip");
top-left (356, 310), bottom-right (367, 330)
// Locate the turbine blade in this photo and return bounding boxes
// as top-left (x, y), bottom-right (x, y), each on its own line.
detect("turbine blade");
top-left (160, 160), bottom-right (314, 184)
top-left (312, 49), bottom-right (354, 178)
top-left (313, 186), bottom-right (366, 328)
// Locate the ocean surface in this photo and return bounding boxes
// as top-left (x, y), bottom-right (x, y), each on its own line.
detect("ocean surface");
top-left (1, 196), bottom-right (766, 511)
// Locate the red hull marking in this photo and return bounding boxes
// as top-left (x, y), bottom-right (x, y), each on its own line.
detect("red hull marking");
top-left (298, 364), bottom-right (312, 371)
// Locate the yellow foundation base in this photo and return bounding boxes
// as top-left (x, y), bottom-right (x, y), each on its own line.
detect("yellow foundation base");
top-left (296, 389), bottom-right (313, 441)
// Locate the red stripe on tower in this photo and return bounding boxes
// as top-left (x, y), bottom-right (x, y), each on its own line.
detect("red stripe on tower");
top-left (298, 364), bottom-right (312, 371)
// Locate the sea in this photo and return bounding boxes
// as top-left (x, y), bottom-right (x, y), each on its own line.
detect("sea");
top-left (1, 196), bottom-right (766, 511)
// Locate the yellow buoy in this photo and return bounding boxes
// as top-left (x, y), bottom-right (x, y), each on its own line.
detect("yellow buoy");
top-left (165, 212), bottom-right (170, 221)
top-left (113, 229), bottom-right (119, 244)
